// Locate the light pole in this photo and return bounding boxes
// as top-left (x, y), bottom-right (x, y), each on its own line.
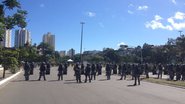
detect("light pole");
top-left (179, 30), bottom-right (183, 36)
top-left (80, 22), bottom-right (85, 64)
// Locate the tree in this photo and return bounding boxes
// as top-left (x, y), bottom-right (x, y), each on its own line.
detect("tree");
top-left (37, 42), bottom-right (54, 62)
top-left (0, 0), bottom-right (27, 39)
top-left (0, 0), bottom-right (27, 78)
top-left (103, 48), bottom-right (121, 63)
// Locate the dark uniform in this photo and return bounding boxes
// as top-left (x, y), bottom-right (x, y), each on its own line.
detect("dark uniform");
top-left (58, 63), bottom-right (63, 80)
top-left (97, 64), bottom-right (102, 75)
top-left (144, 63), bottom-right (149, 78)
top-left (74, 64), bottom-right (81, 83)
top-left (84, 64), bottom-right (91, 83)
top-left (113, 64), bottom-right (117, 74)
top-left (118, 64), bottom-right (122, 75)
top-left (176, 64), bottom-right (181, 81)
top-left (168, 64), bottom-right (174, 80)
top-left (91, 64), bottom-right (96, 80)
top-left (133, 64), bottom-right (140, 85)
top-left (106, 64), bottom-right (111, 80)
top-left (30, 62), bottom-right (34, 75)
top-left (63, 63), bottom-right (68, 75)
top-left (120, 64), bottom-right (126, 80)
top-left (181, 64), bottom-right (185, 81)
top-left (24, 62), bottom-right (31, 81)
top-left (38, 62), bottom-right (46, 81)
top-left (46, 62), bottom-right (51, 75)
top-left (158, 64), bottom-right (163, 79)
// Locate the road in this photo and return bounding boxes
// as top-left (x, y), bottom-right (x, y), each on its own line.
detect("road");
top-left (0, 66), bottom-right (185, 104)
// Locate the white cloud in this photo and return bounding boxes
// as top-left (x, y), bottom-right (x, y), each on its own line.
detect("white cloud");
top-left (86, 12), bottom-right (96, 17)
top-left (40, 4), bottom-right (45, 8)
top-left (154, 15), bottom-right (163, 21)
top-left (167, 12), bottom-right (185, 30)
top-left (128, 10), bottom-right (134, 14)
top-left (137, 5), bottom-right (148, 11)
top-left (145, 15), bottom-right (173, 31)
top-left (146, 12), bottom-right (185, 31)
top-left (174, 12), bottom-right (185, 20)
top-left (171, 0), bottom-right (177, 4)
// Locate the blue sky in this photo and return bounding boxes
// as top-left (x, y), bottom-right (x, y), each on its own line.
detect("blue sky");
top-left (14, 0), bottom-right (185, 52)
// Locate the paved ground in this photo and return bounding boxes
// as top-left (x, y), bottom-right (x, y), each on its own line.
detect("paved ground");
top-left (0, 66), bottom-right (185, 104)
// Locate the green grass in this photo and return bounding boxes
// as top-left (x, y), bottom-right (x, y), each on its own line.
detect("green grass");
top-left (143, 78), bottom-right (185, 88)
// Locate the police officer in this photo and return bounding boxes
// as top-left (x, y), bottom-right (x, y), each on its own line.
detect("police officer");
top-left (168, 64), bottom-right (174, 80)
top-left (120, 64), bottom-right (126, 80)
top-left (106, 64), bottom-right (111, 80)
top-left (97, 63), bottom-right (102, 75)
top-left (58, 63), bottom-right (63, 80)
top-left (118, 64), bottom-right (122, 75)
top-left (46, 62), bottom-right (51, 75)
top-left (133, 64), bottom-right (140, 86)
top-left (84, 64), bottom-right (91, 83)
top-left (176, 64), bottom-right (181, 81)
top-left (74, 64), bottom-right (81, 83)
top-left (113, 64), bottom-right (117, 74)
top-left (181, 64), bottom-right (185, 81)
top-left (63, 63), bottom-right (68, 75)
top-left (91, 64), bottom-right (96, 80)
top-left (144, 63), bottom-right (149, 78)
top-left (38, 62), bottom-right (46, 81)
top-left (30, 62), bottom-right (34, 75)
top-left (24, 61), bottom-right (31, 81)
top-left (158, 63), bottom-right (163, 79)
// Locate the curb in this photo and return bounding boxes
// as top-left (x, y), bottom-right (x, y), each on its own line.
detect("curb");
top-left (0, 70), bottom-right (22, 87)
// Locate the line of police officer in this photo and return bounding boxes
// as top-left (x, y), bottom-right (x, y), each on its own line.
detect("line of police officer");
top-left (24, 62), bottom-right (185, 86)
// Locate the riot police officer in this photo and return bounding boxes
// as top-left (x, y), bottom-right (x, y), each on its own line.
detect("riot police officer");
top-left (24, 61), bottom-right (31, 81)
top-left (133, 64), bottom-right (140, 86)
top-left (106, 64), bottom-right (111, 80)
top-left (120, 64), bottom-right (126, 80)
top-left (74, 64), bottom-right (81, 83)
top-left (58, 63), bottom-right (64, 80)
top-left (91, 64), bottom-right (96, 80)
top-left (30, 62), bottom-right (34, 75)
top-left (84, 64), bottom-right (91, 83)
top-left (38, 62), bottom-right (46, 81)
top-left (46, 62), bottom-right (51, 75)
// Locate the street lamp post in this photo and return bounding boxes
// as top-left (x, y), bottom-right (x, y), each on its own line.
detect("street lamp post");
top-left (80, 22), bottom-right (85, 64)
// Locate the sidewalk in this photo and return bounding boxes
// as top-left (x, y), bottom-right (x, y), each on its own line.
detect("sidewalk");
top-left (0, 68), bottom-right (22, 87)
top-left (0, 69), bottom-right (14, 81)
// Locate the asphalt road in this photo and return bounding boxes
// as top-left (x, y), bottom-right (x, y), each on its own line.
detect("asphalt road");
top-left (0, 66), bottom-right (185, 104)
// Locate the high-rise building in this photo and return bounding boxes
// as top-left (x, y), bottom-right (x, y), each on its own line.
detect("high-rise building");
top-left (14, 28), bottom-right (31, 47)
top-left (43, 32), bottom-right (55, 50)
top-left (0, 29), bottom-right (11, 47)
top-left (59, 51), bottom-right (66, 57)
top-left (67, 48), bottom-right (75, 58)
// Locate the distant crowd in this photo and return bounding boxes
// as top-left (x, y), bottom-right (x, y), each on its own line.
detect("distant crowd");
top-left (23, 62), bottom-right (185, 86)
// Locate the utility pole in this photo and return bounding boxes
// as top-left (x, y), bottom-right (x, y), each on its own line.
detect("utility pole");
top-left (80, 22), bottom-right (85, 64)
top-left (179, 30), bottom-right (183, 36)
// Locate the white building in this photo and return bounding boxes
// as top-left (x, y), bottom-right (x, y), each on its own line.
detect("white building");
top-left (0, 29), bottom-right (11, 47)
top-left (43, 32), bottom-right (55, 50)
top-left (14, 28), bottom-right (31, 47)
